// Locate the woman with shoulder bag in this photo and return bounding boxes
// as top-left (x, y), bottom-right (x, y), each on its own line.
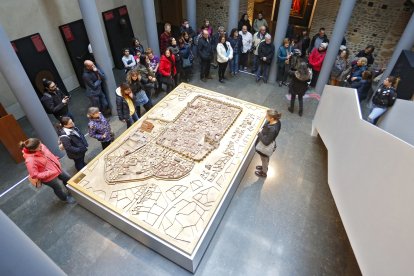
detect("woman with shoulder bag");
top-left (20, 138), bottom-right (75, 203)
top-left (255, 109), bottom-right (282, 177)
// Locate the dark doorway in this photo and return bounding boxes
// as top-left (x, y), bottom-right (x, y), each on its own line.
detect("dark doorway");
top-left (156, 0), bottom-right (183, 38)
top-left (11, 33), bottom-right (67, 97)
top-left (59, 20), bottom-right (91, 89)
top-left (273, 0), bottom-right (316, 37)
top-left (102, 5), bottom-right (135, 69)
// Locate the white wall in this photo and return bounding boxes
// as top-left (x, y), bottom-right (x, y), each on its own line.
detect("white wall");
top-left (0, 0), bottom-right (147, 119)
top-left (312, 85), bottom-right (414, 276)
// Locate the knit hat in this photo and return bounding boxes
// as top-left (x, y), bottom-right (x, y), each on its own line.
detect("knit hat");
top-left (339, 45), bottom-right (347, 51)
top-left (320, 42), bottom-right (328, 49)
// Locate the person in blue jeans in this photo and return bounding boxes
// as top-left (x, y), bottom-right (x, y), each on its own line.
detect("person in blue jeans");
top-left (228, 28), bottom-right (242, 76)
top-left (256, 34), bottom-right (274, 83)
top-left (367, 76), bottom-right (397, 124)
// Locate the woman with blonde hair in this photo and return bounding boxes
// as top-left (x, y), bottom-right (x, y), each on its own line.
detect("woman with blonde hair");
top-left (347, 57), bottom-right (367, 85)
top-left (255, 109), bottom-right (282, 177)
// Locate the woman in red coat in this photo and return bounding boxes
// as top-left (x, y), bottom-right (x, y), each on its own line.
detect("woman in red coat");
top-left (308, 42), bottom-right (328, 87)
top-left (159, 48), bottom-right (177, 93)
top-left (20, 138), bottom-right (75, 203)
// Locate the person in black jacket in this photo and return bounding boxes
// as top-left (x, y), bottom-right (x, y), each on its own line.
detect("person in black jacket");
top-left (116, 83), bottom-right (139, 129)
top-left (198, 29), bottom-right (214, 82)
top-left (255, 109), bottom-right (282, 177)
top-left (82, 60), bottom-right (110, 114)
top-left (57, 117), bottom-right (88, 171)
top-left (351, 70), bottom-right (372, 102)
top-left (355, 45), bottom-right (375, 67)
top-left (256, 34), bottom-right (275, 83)
top-left (297, 30), bottom-right (310, 57)
top-left (288, 62), bottom-right (311, 116)
top-left (238, 13), bottom-right (252, 32)
top-left (41, 79), bottom-right (73, 121)
top-left (308, 28), bottom-right (329, 53)
top-left (367, 76), bottom-right (397, 124)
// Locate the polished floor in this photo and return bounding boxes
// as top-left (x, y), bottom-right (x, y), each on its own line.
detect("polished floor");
top-left (0, 68), bottom-right (361, 275)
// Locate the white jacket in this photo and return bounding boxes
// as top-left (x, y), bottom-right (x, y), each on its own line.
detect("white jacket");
top-left (216, 42), bottom-right (233, 63)
top-left (239, 31), bottom-right (253, 53)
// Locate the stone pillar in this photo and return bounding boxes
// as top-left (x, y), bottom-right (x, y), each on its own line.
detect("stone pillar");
top-left (0, 24), bottom-right (63, 157)
top-left (379, 12), bottom-right (414, 84)
top-left (315, 0), bottom-right (357, 94)
top-left (142, 0), bottom-right (160, 57)
top-left (78, 0), bottom-right (117, 114)
top-left (228, 0), bottom-right (240, 34)
top-left (268, 0), bottom-right (292, 84)
top-left (186, 0), bottom-right (197, 32)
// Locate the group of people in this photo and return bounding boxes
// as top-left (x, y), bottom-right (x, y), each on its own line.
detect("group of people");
top-left (26, 12), bottom-right (400, 203)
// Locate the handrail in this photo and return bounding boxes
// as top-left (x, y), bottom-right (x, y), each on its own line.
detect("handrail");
top-left (312, 85), bottom-right (414, 276)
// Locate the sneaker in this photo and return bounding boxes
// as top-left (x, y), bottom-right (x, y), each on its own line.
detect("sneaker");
top-left (279, 82), bottom-right (283, 87)
top-left (244, 67), bottom-right (248, 71)
top-left (66, 195), bottom-right (76, 204)
top-left (219, 79), bottom-right (225, 84)
top-left (255, 170), bottom-right (267, 178)
top-left (283, 82), bottom-right (289, 86)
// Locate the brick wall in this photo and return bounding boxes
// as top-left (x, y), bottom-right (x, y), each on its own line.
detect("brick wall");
top-left (310, 0), bottom-right (413, 66)
top-left (196, 0), bottom-right (250, 32)
top-left (196, 0), bottom-right (413, 67)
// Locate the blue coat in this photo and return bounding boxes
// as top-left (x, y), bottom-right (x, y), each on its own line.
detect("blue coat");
top-left (350, 64), bottom-right (367, 82)
top-left (277, 45), bottom-right (292, 64)
top-left (228, 36), bottom-right (242, 55)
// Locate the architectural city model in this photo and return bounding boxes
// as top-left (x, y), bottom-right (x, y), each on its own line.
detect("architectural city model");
top-left (68, 83), bottom-right (268, 270)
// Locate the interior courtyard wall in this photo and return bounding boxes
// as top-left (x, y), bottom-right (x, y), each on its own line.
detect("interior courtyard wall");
top-left (0, 0), bottom-right (147, 119)
top-left (310, 0), bottom-right (413, 66)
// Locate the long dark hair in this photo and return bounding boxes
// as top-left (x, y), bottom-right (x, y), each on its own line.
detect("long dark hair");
top-left (230, 28), bottom-right (238, 38)
top-left (240, 13), bottom-right (248, 21)
top-left (296, 62), bottom-right (310, 78)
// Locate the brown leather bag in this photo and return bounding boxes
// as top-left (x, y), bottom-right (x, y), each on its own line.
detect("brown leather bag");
top-left (28, 176), bottom-right (42, 188)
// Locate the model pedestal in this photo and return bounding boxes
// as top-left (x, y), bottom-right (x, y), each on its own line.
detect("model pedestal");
top-left (68, 83), bottom-right (267, 272)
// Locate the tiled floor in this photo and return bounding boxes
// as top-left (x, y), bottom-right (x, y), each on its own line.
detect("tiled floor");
top-left (0, 68), bottom-right (361, 275)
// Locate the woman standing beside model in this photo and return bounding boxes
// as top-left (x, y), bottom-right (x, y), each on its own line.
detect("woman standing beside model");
top-left (255, 109), bottom-right (282, 178)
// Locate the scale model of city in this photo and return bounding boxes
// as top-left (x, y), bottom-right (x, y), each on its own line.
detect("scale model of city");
top-left (69, 83), bottom-right (268, 255)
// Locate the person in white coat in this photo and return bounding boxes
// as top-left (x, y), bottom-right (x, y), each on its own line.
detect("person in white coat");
top-left (216, 34), bottom-right (233, 83)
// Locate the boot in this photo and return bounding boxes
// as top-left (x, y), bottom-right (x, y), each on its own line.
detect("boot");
top-left (299, 109), bottom-right (303, 116)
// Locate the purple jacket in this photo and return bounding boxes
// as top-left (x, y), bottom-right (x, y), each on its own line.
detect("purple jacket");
top-left (88, 114), bottom-right (112, 142)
